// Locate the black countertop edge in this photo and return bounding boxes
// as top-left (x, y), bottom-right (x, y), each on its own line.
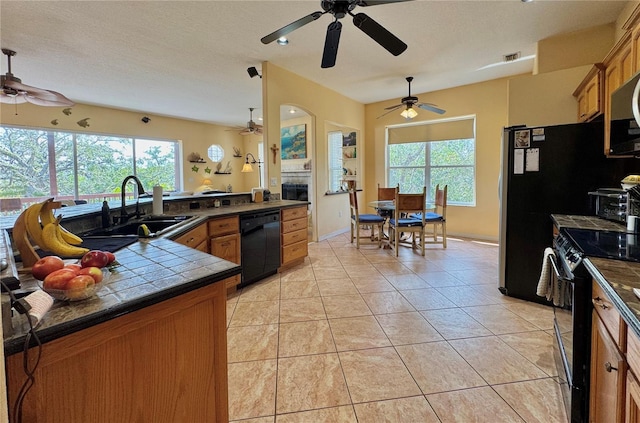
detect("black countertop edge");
top-left (4, 266), bottom-right (241, 356)
top-left (583, 258), bottom-right (640, 338)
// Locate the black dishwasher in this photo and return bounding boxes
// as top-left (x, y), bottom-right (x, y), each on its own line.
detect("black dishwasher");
top-left (240, 210), bottom-right (281, 287)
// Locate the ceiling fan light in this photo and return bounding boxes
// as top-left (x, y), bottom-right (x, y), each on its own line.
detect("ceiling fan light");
top-left (277, 37), bottom-right (289, 46)
top-left (401, 107), bottom-right (418, 119)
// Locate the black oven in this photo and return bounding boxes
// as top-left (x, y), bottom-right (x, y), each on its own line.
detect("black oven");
top-left (550, 231), bottom-right (592, 423)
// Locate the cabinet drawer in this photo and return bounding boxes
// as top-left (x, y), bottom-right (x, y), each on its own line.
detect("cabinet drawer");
top-left (282, 217), bottom-right (307, 234)
top-left (593, 282), bottom-right (627, 351)
top-left (282, 228), bottom-right (307, 246)
top-left (174, 223), bottom-right (208, 250)
top-left (282, 206), bottom-right (307, 221)
top-left (282, 239), bottom-right (308, 264)
top-left (208, 216), bottom-right (239, 237)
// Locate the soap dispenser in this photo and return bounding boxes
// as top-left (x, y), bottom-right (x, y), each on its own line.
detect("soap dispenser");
top-left (101, 198), bottom-right (110, 228)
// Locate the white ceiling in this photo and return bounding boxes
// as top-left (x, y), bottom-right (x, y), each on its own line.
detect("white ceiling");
top-left (0, 1), bottom-right (627, 128)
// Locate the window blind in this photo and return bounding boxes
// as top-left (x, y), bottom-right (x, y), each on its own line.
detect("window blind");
top-left (388, 118), bottom-right (474, 144)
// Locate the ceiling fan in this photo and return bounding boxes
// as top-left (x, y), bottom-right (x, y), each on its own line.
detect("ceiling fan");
top-left (233, 108), bottom-right (263, 136)
top-left (261, 0), bottom-right (412, 69)
top-left (0, 49), bottom-right (74, 107)
top-left (378, 76), bottom-right (446, 119)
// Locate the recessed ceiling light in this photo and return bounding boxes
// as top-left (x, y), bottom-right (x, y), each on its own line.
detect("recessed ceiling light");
top-left (277, 37), bottom-right (289, 46)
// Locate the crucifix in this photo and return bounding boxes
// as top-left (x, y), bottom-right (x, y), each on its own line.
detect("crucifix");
top-left (270, 143), bottom-right (279, 164)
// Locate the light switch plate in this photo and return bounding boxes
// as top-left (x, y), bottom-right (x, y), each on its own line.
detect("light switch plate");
top-left (270, 177), bottom-right (277, 187)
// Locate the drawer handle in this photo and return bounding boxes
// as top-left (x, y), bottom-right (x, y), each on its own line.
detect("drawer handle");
top-left (605, 362), bottom-right (618, 372)
top-left (187, 237), bottom-right (195, 244)
top-left (593, 297), bottom-right (609, 309)
top-left (221, 242), bottom-right (230, 247)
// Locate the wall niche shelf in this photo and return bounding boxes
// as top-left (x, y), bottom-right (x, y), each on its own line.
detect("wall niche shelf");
top-left (189, 159), bottom-right (206, 163)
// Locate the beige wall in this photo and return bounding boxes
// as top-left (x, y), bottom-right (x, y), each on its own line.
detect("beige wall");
top-left (365, 79), bottom-right (509, 241)
top-left (508, 65), bottom-right (592, 127)
top-left (0, 102), bottom-right (259, 194)
top-left (262, 62), bottom-right (365, 240)
top-left (535, 23), bottom-right (614, 74)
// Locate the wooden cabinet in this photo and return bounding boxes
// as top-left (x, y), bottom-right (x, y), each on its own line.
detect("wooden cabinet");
top-left (208, 216), bottom-right (240, 291)
top-left (281, 206), bottom-right (308, 267)
top-left (627, 364), bottom-right (640, 422)
top-left (5, 280), bottom-right (230, 422)
top-left (574, 64), bottom-right (604, 122)
top-left (604, 32), bottom-right (633, 156)
top-left (591, 310), bottom-right (627, 423)
top-left (174, 222), bottom-right (208, 251)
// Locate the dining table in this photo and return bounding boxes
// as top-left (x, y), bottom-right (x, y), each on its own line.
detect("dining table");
top-left (367, 200), bottom-right (435, 248)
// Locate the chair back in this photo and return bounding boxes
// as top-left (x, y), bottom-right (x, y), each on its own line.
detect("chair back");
top-left (395, 187), bottom-right (426, 221)
top-left (348, 189), bottom-right (359, 216)
top-left (377, 184), bottom-right (397, 201)
top-left (434, 184), bottom-right (447, 219)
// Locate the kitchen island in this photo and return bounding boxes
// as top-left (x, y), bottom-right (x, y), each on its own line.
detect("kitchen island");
top-left (2, 195), bottom-right (309, 423)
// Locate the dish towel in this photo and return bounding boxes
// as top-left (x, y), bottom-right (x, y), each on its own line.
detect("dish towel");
top-left (536, 247), bottom-right (563, 305)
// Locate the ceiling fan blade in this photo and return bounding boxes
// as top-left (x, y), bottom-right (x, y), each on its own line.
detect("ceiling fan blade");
top-left (261, 11), bottom-right (324, 44)
top-left (3, 79), bottom-right (74, 106)
top-left (384, 103), bottom-right (403, 111)
top-left (377, 106), bottom-right (403, 119)
top-left (417, 103), bottom-right (446, 115)
top-left (352, 12), bottom-right (407, 56)
top-left (321, 20), bottom-right (342, 69)
top-left (357, 0), bottom-right (414, 6)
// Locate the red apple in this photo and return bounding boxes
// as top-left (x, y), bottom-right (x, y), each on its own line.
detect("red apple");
top-left (31, 256), bottom-right (65, 281)
top-left (43, 268), bottom-right (77, 290)
top-left (65, 275), bottom-right (95, 299)
top-left (79, 266), bottom-right (103, 283)
top-left (64, 263), bottom-right (82, 273)
top-left (80, 250), bottom-right (109, 268)
top-left (104, 251), bottom-right (116, 264)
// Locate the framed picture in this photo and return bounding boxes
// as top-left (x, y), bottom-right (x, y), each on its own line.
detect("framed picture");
top-left (514, 129), bottom-right (530, 148)
top-left (342, 131), bottom-right (356, 147)
top-left (281, 124), bottom-right (307, 159)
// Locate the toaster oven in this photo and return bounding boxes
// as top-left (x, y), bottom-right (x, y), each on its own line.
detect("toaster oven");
top-left (589, 188), bottom-right (640, 223)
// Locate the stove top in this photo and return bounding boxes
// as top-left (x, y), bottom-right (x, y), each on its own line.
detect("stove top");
top-left (562, 227), bottom-right (640, 263)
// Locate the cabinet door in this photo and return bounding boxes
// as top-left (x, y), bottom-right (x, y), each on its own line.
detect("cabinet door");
top-left (591, 311), bottom-right (626, 423)
top-left (627, 371), bottom-right (640, 423)
top-left (211, 233), bottom-right (240, 264)
top-left (211, 233), bottom-right (241, 290)
top-left (174, 223), bottom-right (208, 250)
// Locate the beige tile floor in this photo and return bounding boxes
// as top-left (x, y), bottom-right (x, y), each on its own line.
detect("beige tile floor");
top-left (226, 233), bottom-right (567, 423)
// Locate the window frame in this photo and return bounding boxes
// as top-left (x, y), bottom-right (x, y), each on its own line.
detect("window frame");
top-left (385, 116), bottom-right (476, 206)
top-left (0, 124), bottom-right (182, 206)
top-left (327, 130), bottom-right (344, 193)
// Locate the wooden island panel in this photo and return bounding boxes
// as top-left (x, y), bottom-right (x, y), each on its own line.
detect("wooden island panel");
top-left (6, 279), bottom-right (229, 423)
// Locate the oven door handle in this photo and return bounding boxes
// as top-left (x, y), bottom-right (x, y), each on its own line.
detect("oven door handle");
top-left (548, 251), bottom-right (572, 281)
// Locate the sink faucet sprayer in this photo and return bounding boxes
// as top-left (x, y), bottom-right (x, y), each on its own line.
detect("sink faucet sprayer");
top-left (117, 175), bottom-right (146, 224)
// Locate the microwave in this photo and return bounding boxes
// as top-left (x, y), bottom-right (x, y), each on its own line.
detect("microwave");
top-left (589, 188), bottom-right (640, 223)
top-left (610, 71), bottom-right (640, 155)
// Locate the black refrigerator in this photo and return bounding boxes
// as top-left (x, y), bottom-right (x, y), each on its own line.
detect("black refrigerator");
top-left (499, 121), bottom-right (640, 303)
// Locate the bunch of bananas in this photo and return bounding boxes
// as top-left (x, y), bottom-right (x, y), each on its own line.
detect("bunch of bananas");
top-left (24, 199), bottom-right (89, 257)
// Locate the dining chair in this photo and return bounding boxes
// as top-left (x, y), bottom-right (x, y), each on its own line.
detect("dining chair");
top-left (423, 184), bottom-right (447, 248)
top-left (349, 190), bottom-right (385, 248)
top-left (388, 187), bottom-right (426, 256)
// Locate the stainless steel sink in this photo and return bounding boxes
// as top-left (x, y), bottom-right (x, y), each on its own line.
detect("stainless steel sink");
top-left (83, 215), bottom-right (195, 238)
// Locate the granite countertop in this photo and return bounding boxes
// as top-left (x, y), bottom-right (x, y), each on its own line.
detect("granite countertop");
top-left (551, 214), bottom-right (629, 231)
top-left (4, 237), bottom-right (241, 356)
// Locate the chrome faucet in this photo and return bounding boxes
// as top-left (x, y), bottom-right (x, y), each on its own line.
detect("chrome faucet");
top-left (116, 175), bottom-right (146, 224)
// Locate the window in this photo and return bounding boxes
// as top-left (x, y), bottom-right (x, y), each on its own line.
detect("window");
top-left (0, 126), bottom-right (180, 211)
top-left (386, 117), bottom-right (476, 205)
top-left (328, 131), bottom-right (344, 192)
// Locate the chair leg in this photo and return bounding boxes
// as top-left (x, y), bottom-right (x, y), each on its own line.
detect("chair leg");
top-left (421, 228), bottom-right (426, 256)
top-left (350, 221), bottom-right (354, 244)
top-left (356, 224), bottom-right (360, 249)
top-left (442, 223), bottom-right (447, 248)
top-left (377, 223), bottom-right (382, 248)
